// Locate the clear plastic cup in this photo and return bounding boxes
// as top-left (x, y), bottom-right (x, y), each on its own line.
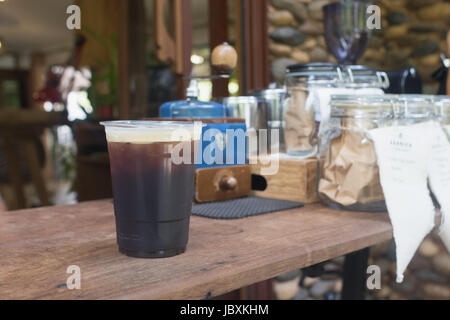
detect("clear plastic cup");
top-left (101, 121), bottom-right (200, 258)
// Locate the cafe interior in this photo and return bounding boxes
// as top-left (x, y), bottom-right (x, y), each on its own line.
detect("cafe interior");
top-left (0, 0), bottom-right (449, 301)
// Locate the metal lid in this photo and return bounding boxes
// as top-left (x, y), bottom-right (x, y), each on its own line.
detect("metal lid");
top-left (221, 96), bottom-right (260, 105)
top-left (330, 94), bottom-right (396, 119)
top-left (396, 94), bottom-right (437, 120)
top-left (285, 63), bottom-right (389, 89)
top-left (434, 95), bottom-right (450, 121)
top-left (342, 65), bottom-right (390, 89)
top-left (286, 62), bottom-right (340, 74)
top-left (249, 88), bottom-right (286, 99)
top-left (285, 62), bottom-right (344, 86)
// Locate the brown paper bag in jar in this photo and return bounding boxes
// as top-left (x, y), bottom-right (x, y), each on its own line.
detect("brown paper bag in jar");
top-left (285, 87), bottom-right (316, 154)
top-left (318, 117), bottom-right (384, 207)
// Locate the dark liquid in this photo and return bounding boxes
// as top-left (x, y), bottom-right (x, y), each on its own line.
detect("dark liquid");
top-left (108, 140), bottom-right (196, 258)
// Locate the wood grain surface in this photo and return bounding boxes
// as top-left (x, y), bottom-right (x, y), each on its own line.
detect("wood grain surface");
top-left (195, 166), bottom-right (251, 203)
top-left (250, 157), bottom-right (319, 204)
top-left (0, 200), bottom-right (392, 300)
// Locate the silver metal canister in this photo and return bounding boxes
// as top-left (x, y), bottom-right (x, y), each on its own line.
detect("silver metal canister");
top-left (250, 88), bottom-right (286, 152)
top-left (222, 96), bottom-right (269, 156)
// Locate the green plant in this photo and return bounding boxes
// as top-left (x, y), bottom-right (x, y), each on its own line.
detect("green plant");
top-left (55, 140), bottom-right (76, 191)
top-left (84, 29), bottom-right (118, 117)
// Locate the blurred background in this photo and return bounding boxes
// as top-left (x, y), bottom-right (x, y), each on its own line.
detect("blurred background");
top-left (0, 0), bottom-right (449, 300)
top-left (0, 0), bottom-right (243, 210)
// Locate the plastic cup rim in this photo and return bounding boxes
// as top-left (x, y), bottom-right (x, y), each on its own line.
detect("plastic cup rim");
top-left (100, 120), bottom-right (200, 130)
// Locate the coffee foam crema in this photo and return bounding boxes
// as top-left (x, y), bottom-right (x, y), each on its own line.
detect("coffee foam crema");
top-left (105, 126), bottom-right (200, 144)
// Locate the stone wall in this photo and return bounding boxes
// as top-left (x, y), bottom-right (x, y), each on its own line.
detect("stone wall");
top-left (268, 0), bottom-right (450, 93)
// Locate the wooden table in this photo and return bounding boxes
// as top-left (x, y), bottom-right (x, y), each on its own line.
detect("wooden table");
top-left (0, 200), bottom-right (393, 300)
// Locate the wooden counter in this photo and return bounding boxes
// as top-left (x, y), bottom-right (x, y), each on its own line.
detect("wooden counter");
top-left (0, 200), bottom-right (393, 299)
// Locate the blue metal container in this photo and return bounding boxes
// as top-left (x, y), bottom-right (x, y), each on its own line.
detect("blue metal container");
top-left (160, 99), bottom-right (226, 119)
top-left (194, 120), bottom-right (247, 169)
top-left (159, 84), bottom-right (247, 168)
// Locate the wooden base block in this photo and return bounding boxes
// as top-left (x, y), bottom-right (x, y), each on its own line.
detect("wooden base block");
top-left (195, 165), bottom-right (251, 203)
top-left (250, 157), bottom-right (319, 204)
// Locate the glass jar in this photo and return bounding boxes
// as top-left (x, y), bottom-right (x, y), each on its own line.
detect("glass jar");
top-left (284, 63), bottom-right (344, 158)
top-left (318, 94), bottom-right (396, 212)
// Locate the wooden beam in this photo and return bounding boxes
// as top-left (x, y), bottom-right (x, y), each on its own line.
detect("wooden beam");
top-left (118, 0), bottom-right (130, 119)
top-left (154, 0), bottom-right (192, 100)
top-left (175, 0), bottom-right (193, 99)
top-left (209, 0), bottom-right (229, 98)
top-left (155, 0), bottom-right (176, 66)
top-left (234, 0), bottom-right (244, 95)
top-left (128, 0), bottom-right (148, 119)
top-left (30, 53), bottom-right (45, 110)
top-left (237, 0), bottom-right (269, 94)
top-left (76, 0), bottom-right (120, 67)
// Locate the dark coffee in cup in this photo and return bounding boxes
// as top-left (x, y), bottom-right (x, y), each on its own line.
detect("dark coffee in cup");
top-left (102, 121), bottom-right (199, 258)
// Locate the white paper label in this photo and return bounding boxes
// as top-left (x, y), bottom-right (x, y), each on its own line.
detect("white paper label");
top-left (369, 122), bottom-right (436, 283)
top-left (427, 122), bottom-right (450, 252)
top-left (306, 88), bottom-right (354, 124)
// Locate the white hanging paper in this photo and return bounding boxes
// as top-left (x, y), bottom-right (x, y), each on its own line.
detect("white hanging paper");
top-left (305, 88), bottom-right (352, 123)
top-left (427, 122), bottom-right (450, 252)
top-left (440, 213), bottom-right (450, 253)
top-left (369, 122), bottom-right (436, 283)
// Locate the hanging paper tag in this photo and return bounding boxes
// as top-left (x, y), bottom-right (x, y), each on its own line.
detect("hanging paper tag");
top-left (427, 122), bottom-right (450, 252)
top-left (443, 125), bottom-right (450, 141)
top-left (369, 122), bottom-right (436, 283)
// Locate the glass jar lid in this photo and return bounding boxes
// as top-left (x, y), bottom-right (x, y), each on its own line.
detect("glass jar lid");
top-left (342, 65), bottom-right (390, 89)
top-left (330, 94), bottom-right (396, 119)
top-left (434, 95), bottom-right (450, 123)
top-left (396, 94), bottom-right (437, 120)
top-left (250, 88), bottom-right (286, 99)
top-left (285, 62), bottom-right (344, 85)
top-left (222, 96), bottom-right (260, 105)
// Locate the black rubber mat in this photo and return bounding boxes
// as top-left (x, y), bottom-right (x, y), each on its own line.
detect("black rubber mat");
top-left (192, 196), bottom-right (304, 220)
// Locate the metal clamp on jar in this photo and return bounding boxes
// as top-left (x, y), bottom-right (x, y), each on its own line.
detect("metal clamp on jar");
top-left (395, 95), bottom-right (437, 126)
top-left (436, 96), bottom-right (450, 136)
top-left (315, 65), bottom-right (390, 141)
top-left (341, 65), bottom-right (390, 90)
